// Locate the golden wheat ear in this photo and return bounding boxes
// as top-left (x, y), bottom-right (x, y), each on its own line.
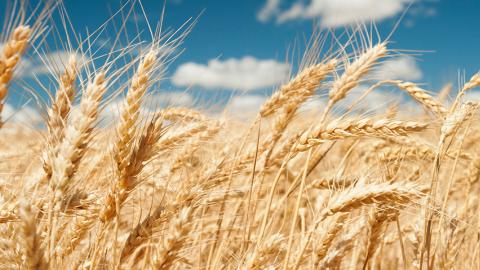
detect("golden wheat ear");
top-left (40, 55), bottom-right (79, 186)
top-left (0, 25), bottom-right (32, 127)
top-left (100, 114), bottom-right (165, 223)
top-left (18, 200), bottom-right (46, 270)
top-left (0, 1), bottom-right (57, 128)
top-left (114, 49), bottom-right (158, 172)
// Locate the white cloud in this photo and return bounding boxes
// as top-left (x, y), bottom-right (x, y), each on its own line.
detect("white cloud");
top-left (299, 84), bottom-right (422, 116)
top-left (171, 56), bottom-right (290, 91)
top-left (337, 85), bottom-right (399, 112)
top-left (299, 97), bottom-right (328, 113)
top-left (2, 103), bottom-right (42, 125)
top-left (277, 3), bottom-right (306, 23)
top-left (100, 92), bottom-right (194, 124)
top-left (334, 85), bottom-right (424, 115)
top-left (145, 92), bottom-right (194, 109)
top-left (262, 0), bottom-right (413, 27)
top-left (257, 0), bottom-right (281, 22)
top-left (371, 55), bottom-right (423, 81)
top-left (226, 95), bottom-right (266, 118)
top-left (0, 44), bottom-right (87, 78)
top-left (464, 91), bottom-right (480, 103)
top-left (30, 51), bottom-right (87, 77)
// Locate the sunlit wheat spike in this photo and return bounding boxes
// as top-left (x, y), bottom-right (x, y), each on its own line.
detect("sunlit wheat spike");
top-left (260, 59), bottom-right (337, 117)
top-left (18, 201), bottom-right (46, 270)
top-left (395, 81), bottom-right (447, 117)
top-left (328, 43), bottom-right (387, 103)
top-left (51, 72), bottom-right (108, 201)
top-left (41, 55), bottom-right (79, 185)
top-left (114, 49), bottom-right (157, 173)
top-left (462, 72), bottom-right (480, 91)
top-left (0, 25), bottom-right (32, 127)
top-left (295, 118), bottom-right (427, 152)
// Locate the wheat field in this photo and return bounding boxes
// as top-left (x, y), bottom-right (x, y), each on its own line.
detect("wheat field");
top-left (0, 1), bottom-right (479, 269)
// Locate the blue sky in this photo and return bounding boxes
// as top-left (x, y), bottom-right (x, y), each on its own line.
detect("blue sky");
top-left (1, 0), bottom-right (480, 122)
top-left (58, 0), bottom-right (478, 87)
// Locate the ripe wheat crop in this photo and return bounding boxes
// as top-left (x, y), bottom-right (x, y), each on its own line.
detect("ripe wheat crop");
top-left (0, 1), bottom-right (479, 269)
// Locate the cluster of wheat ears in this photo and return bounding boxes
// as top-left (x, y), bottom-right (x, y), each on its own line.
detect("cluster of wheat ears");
top-left (0, 2), bottom-right (479, 270)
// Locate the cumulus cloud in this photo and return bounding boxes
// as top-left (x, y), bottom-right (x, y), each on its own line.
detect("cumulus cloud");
top-left (464, 91), bottom-right (480, 103)
top-left (145, 92), bottom-right (194, 109)
top-left (260, 0), bottom-right (413, 27)
top-left (0, 44), bottom-right (87, 78)
top-left (257, 0), bottom-right (281, 22)
top-left (29, 51), bottom-right (87, 77)
top-left (2, 103), bottom-right (42, 125)
top-left (171, 56), bottom-right (290, 91)
top-left (100, 92), bottom-right (194, 124)
top-left (371, 55), bottom-right (423, 81)
top-left (334, 84), bottom-right (425, 115)
top-left (301, 84), bottom-right (423, 116)
top-left (226, 95), bottom-right (266, 118)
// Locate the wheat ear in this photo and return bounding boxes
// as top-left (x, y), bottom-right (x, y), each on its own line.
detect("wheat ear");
top-left (320, 43), bottom-right (387, 122)
top-left (395, 81), bottom-right (447, 117)
top-left (114, 49), bottom-right (157, 173)
top-left (160, 107), bottom-right (207, 122)
top-left (296, 118), bottom-right (427, 152)
top-left (150, 207), bottom-right (193, 269)
top-left (41, 55), bottom-right (78, 185)
top-left (293, 182), bottom-right (424, 269)
top-left (51, 71), bottom-right (108, 201)
top-left (260, 60), bottom-right (337, 165)
top-left (259, 59), bottom-right (337, 117)
top-left (462, 72), bottom-right (480, 91)
top-left (314, 213), bottom-right (348, 266)
top-left (18, 201), bottom-right (46, 270)
top-left (320, 182), bottom-right (423, 220)
top-left (0, 25), bottom-right (32, 127)
top-left (362, 207), bottom-right (399, 269)
top-left (319, 219), bottom-right (365, 269)
top-left (245, 233), bottom-right (286, 270)
top-left (100, 116), bottom-right (164, 222)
